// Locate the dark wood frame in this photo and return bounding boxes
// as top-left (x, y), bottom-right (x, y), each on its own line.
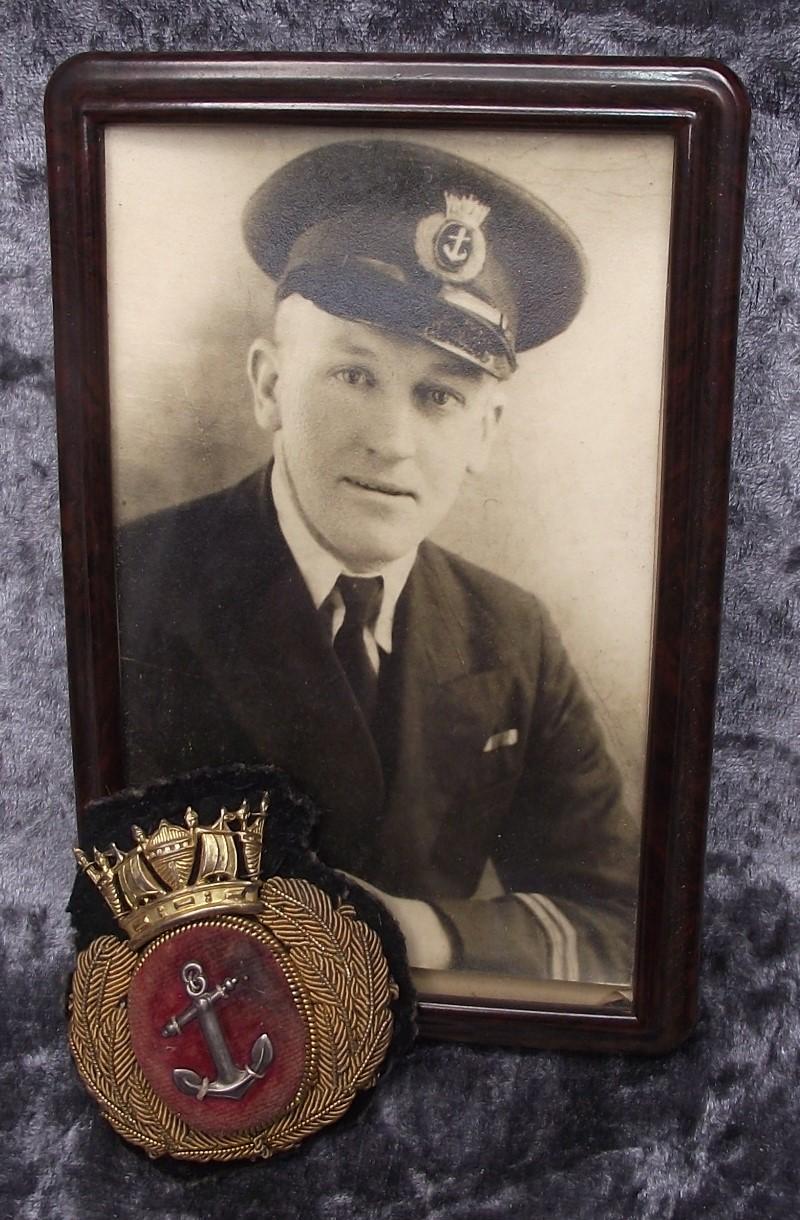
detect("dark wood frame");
top-left (45, 53), bottom-right (749, 1054)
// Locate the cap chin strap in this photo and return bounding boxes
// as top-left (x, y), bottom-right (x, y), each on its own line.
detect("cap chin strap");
top-left (278, 262), bottom-right (515, 380)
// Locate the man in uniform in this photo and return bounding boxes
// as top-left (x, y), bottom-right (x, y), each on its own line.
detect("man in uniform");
top-left (117, 139), bottom-right (639, 984)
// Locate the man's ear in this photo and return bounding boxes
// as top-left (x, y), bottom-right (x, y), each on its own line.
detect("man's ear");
top-left (466, 398), bottom-right (504, 475)
top-left (247, 337), bottom-right (280, 432)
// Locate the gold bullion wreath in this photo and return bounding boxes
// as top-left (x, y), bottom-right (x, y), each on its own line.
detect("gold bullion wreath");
top-left (69, 801), bottom-right (396, 1161)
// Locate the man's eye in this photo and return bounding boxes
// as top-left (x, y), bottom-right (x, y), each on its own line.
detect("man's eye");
top-left (421, 385), bottom-right (461, 410)
top-left (335, 367), bottom-right (371, 387)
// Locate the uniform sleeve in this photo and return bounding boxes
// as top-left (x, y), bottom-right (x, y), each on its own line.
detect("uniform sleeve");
top-left (434, 606), bottom-right (639, 984)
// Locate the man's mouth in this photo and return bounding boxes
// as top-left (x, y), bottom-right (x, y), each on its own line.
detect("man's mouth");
top-left (342, 476), bottom-right (417, 500)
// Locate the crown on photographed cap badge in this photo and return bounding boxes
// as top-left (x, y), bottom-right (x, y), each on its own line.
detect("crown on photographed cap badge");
top-left (415, 192), bottom-right (491, 283)
top-left (68, 788), bottom-right (400, 1161)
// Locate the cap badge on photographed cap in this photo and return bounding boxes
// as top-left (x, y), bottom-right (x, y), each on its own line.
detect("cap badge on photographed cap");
top-left (415, 193), bottom-right (491, 283)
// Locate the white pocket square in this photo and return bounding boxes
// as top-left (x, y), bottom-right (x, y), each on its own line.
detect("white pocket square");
top-left (483, 728), bottom-right (519, 753)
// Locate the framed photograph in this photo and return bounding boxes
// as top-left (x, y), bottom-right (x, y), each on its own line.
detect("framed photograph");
top-left (46, 54), bottom-right (749, 1051)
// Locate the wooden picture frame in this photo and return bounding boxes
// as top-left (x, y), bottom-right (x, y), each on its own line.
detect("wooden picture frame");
top-left (46, 53), bottom-right (749, 1053)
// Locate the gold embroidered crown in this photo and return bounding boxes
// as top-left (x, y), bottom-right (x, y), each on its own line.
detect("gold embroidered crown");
top-left (75, 797), bottom-right (269, 947)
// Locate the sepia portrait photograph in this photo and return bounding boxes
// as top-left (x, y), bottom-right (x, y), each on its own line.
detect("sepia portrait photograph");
top-left (105, 123), bottom-right (674, 1011)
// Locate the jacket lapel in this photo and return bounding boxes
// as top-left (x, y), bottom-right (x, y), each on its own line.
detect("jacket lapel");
top-left (369, 544), bottom-right (518, 897)
top-left (190, 471), bottom-right (385, 866)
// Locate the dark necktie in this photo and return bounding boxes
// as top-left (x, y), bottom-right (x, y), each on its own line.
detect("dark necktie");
top-left (332, 574), bottom-right (384, 723)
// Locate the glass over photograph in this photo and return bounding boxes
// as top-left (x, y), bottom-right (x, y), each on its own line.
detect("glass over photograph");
top-left (107, 125), bottom-right (674, 1008)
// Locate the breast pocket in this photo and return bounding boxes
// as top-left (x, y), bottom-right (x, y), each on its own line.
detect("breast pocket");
top-left (425, 670), bottom-right (528, 889)
top-left (472, 730), bottom-right (524, 790)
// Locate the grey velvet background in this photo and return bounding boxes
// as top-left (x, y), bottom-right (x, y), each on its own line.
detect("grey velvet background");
top-left (1, 3), bottom-right (798, 1219)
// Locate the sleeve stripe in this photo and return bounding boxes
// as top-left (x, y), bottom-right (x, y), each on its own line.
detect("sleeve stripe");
top-left (513, 892), bottom-right (564, 979)
top-left (530, 893), bottom-right (579, 982)
top-left (513, 893), bottom-right (579, 981)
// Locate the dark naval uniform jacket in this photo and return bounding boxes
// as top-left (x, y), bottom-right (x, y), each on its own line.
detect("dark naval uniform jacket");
top-left (117, 467), bottom-right (639, 983)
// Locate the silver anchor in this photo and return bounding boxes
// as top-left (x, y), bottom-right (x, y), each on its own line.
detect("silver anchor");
top-left (162, 960), bottom-right (273, 1101)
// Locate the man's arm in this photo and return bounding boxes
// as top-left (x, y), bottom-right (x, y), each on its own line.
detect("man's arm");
top-left (361, 605), bottom-right (639, 983)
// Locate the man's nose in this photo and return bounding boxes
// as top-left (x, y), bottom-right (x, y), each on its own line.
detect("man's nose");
top-left (363, 385), bottom-right (416, 461)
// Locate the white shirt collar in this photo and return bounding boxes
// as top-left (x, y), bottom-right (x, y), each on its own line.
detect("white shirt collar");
top-left (270, 434), bottom-right (417, 654)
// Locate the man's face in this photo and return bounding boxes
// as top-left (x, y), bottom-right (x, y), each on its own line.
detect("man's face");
top-left (249, 295), bottom-right (503, 572)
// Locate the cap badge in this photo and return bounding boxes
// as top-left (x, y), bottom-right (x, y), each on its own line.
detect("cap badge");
top-left (415, 193), bottom-right (491, 283)
top-left (68, 796), bottom-right (398, 1160)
